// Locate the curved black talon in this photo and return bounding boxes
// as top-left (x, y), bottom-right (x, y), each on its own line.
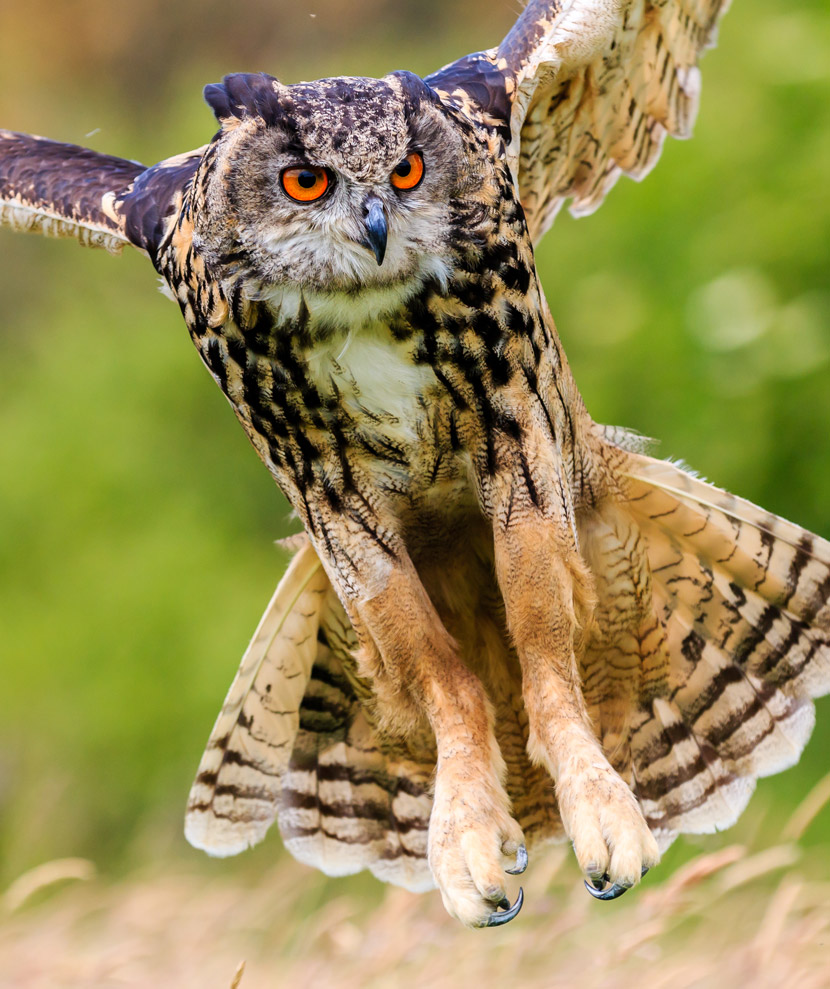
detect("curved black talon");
top-left (584, 877), bottom-right (629, 900)
top-left (584, 866), bottom-right (650, 902)
top-left (485, 887), bottom-right (524, 927)
top-left (505, 844), bottom-right (528, 875)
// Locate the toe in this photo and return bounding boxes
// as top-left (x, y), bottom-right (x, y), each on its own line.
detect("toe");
top-left (607, 818), bottom-right (660, 888)
top-left (461, 830), bottom-right (510, 904)
top-left (570, 817), bottom-right (611, 883)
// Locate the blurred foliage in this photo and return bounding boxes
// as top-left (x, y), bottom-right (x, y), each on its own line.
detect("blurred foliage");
top-left (0, 0), bottom-right (828, 896)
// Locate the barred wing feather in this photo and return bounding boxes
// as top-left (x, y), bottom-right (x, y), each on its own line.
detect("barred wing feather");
top-left (616, 453), bottom-right (830, 848)
top-left (185, 541), bottom-right (328, 855)
top-left (428, 0), bottom-right (730, 244)
top-left (506, 0), bottom-right (730, 239)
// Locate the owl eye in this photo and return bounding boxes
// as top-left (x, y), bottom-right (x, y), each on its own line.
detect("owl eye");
top-left (281, 165), bottom-right (331, 202)
top-left (390, 152), bottom-right (424, 191)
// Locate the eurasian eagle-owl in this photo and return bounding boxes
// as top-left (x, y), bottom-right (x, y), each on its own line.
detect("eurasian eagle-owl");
top-left (2, 0), bottom-right (829, 929)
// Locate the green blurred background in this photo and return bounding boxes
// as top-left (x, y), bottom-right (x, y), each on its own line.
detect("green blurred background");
top-left (0, 0), bottom-right (828, 891)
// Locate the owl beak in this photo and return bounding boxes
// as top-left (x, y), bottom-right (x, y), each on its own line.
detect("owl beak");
top-left (361, 196), bottom-right (388, 266)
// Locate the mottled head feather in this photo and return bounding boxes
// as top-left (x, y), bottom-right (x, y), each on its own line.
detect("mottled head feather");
top-left (204, 72), bottom-right (286, 128)
top-left (191, 70), bottom-right (490, 294)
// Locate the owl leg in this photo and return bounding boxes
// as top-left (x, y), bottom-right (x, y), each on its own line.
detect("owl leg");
top-left (491, 516), bottom-right (660, 896)
top-left (354, 564), bottom-right (526, 927)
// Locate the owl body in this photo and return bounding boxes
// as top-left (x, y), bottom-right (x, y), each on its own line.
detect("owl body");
top-left (163, 74), bottom-right (697, 923)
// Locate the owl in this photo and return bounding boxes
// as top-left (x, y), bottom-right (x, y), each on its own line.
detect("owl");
top-left (2, 0), bottom-right (829, 930)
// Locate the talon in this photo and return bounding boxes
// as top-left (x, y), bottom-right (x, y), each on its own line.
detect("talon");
top-left (584, 866), bottom-right (650, 901)
top-left (584, 878), bottom-right (629, 900)
top-left (505, 844), bottom-right (528, 875)
top-left (485, 887), bottom-right (524, 927)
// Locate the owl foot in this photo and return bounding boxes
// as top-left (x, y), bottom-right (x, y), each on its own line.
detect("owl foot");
top-left (556, 760), bottom-right (660, 898)
top-left (428, 787), bottom-right (526, 928)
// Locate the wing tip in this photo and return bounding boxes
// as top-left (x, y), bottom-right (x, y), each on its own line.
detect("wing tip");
top-left (184, 808), bottom-right (271, 857)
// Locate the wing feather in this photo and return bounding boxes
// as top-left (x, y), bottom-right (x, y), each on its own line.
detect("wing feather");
top-left (427, 0), bottom-right (730, 243)
top-left (0, 130), bottom-right (145, 253)
top-left (184, 541), bottom-right (328, 856)
top-left (0, 130), bottom-right (204, 256)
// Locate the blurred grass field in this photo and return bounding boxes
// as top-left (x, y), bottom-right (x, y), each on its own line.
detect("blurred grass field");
top-left (0, 0), bottom-right (829, 985)
top-left (3, 824), bottom-right (830, 988)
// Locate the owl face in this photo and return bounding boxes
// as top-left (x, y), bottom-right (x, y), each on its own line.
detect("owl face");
top-left (194, 71), bottom-right (489, 303)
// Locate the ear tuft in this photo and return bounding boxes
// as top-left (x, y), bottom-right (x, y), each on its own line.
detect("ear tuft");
top-left (203, 72), bottom-right (283, 126)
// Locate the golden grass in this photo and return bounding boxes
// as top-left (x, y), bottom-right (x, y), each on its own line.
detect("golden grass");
top-left (3, 779), bottom-right (830, 987)
top-left (2, 830), bottom-right (830, 989)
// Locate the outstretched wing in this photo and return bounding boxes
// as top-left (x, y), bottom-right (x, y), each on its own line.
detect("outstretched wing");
top-left (0, 130), bottom-right (204, 256)
top-left (428, 0), bottom-right (729, 243)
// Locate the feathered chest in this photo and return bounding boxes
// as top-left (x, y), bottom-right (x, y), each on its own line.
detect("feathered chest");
top-left (302, 324), bottom-right (445, 452)
top-left (196, 279), bottom-right (482, 514)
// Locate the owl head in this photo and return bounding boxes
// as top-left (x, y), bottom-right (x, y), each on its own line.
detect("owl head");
top-left (193, 71), bottom-right (494, 301)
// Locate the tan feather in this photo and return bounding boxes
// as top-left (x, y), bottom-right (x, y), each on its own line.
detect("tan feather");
top-left (490, 0), bottom-right (730, 241)
top-left (604, 449), bottom-right (830, 844)
top-left (184, 541), bottom-right (327, 856)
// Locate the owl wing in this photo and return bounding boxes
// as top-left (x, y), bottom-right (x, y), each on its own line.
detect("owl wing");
top-left (0, 130), bottom-right (203, 256)
top-left (585, 435), bottom-right (830, 851)
top-left (427, 0), bottom-right (729, 243)
top-left (185, 536), bottom-right (436, 892)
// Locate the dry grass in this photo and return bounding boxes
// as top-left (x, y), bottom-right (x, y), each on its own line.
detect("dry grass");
top-left (3, 833), bottom-right (830, 989)
top-left (4, 777), bottom-right (830, 988)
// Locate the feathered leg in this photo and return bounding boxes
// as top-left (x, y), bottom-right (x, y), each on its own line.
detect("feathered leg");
top-left (472, 398), bottom-right (660, 896)
top-left (492, 511), bottom-right (660, 894)
top-left (344, 556), bottom-right (525, 927)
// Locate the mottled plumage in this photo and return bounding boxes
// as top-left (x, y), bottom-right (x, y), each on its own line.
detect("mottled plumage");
top-left (3, 0), bottom-right (827, 930)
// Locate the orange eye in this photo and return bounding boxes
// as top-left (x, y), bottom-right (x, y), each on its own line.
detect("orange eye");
top-left (390, 152), bottom-right (424, 191)
top-left (281, 165), bottom-right (330, 202)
